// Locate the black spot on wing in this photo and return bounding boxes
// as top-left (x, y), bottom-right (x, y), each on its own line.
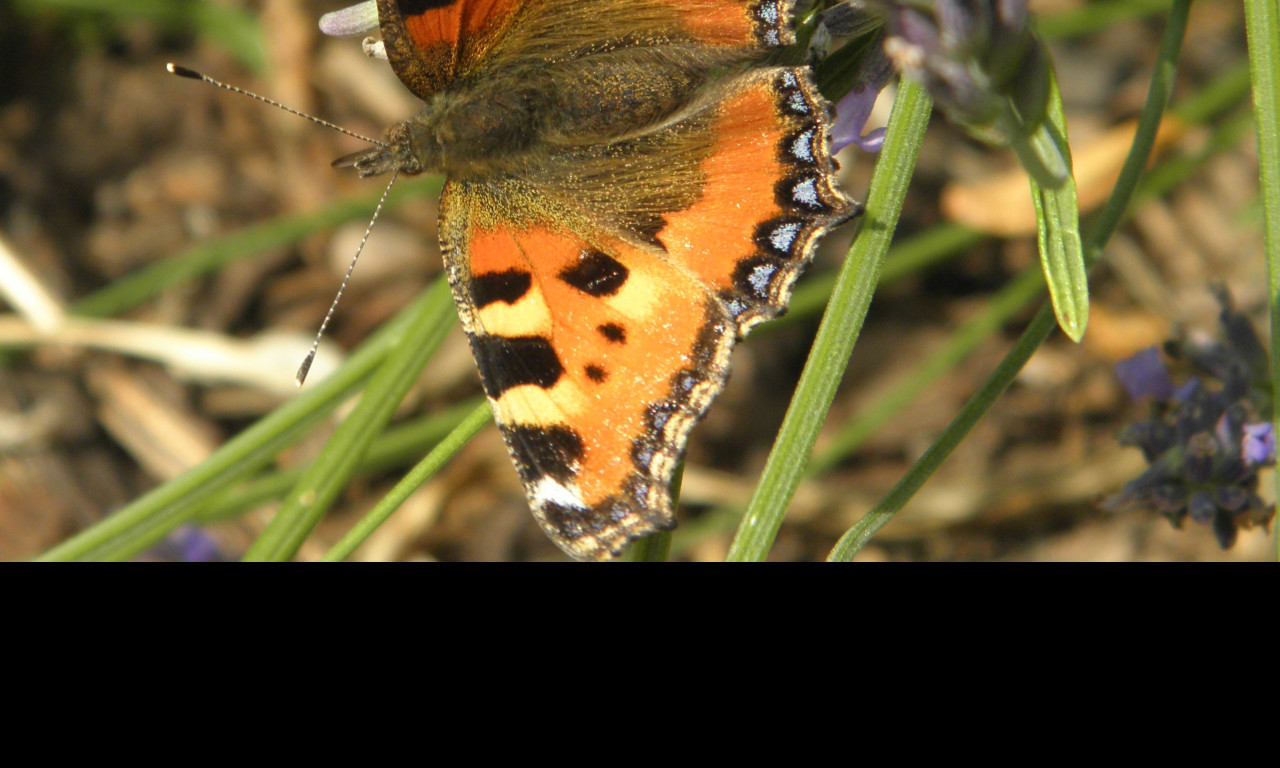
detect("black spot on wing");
top-left (504, 424), bottom-right (583, 485)
top-left (543, 497), bottom-right (625, 541)
top-left (597, 323), bottom-right (626, 344)
top-left (471, 334), bottom-right (563, 398)
top-left (559, 249), bottom-right (629, 296)
top-left (471, 269), bottom-right (531, 308)
top-left (397, 0), bottom-right (457, 15)
top-left (584, 364), bottom-right (607, 383)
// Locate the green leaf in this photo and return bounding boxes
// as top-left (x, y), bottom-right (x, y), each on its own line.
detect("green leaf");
top-left (724, 79), bottom-right (933, 562)
top-left (32, 290), bottom-right (438, 561)
top-left (1242, 0), bottom-right (1280, 561)
top-left (242, 278), bottom-right (457, 562)
top-left (322, 402), bottom-right (493, 562)
top-left (1028, 77), bottom-right (1088, 342)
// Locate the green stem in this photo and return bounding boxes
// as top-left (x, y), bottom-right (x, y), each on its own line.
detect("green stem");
top-left (33, 288), bottom-right (437, 561)
top-left (811, 266), bottom-right (1046, 474)
top-left (725, 79), bottom-right (933, 561)
top-left (1243, 0), bottom-right (1280, 561)
top-left (242, 278), bottom-right (456, 561)
top-left (194, 398), bottom-right (485, 523)
top-left (321, 403), bottom-right (492, 562)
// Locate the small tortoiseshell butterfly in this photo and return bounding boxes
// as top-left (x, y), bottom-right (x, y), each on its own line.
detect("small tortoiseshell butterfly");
top-left (336, 0), bottom-right (856, 560)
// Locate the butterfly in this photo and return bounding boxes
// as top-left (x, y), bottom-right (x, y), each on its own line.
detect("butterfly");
top-left (335, 0), bottom-right (857, 560)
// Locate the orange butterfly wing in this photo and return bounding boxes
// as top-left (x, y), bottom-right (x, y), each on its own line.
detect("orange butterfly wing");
top-left (377, 0), bottom-right (527, 99)
top-left (439, 67), bottom-right (853, 560)
top-left (377, 0), bottom-right (796, 100)
top-left (367, 0), bottom-right (855, 558)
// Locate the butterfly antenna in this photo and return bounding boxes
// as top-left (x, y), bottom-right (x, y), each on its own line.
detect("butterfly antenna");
top-left (165, 63), bottom-right (388, 148)
top-left (295, 169), bottom-right (400, 387)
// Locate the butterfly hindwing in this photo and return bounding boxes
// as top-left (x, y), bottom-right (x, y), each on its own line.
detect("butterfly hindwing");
top-left (441, 183), bottom-right (733, 559)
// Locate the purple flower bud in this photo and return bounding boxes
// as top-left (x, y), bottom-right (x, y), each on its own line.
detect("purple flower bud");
top-left (1116, 421), bottom-right (1174, 462)
top-left (143, 525), bottom-right (227, 562)
top-left (1214, 404), bottom-right (1246, 454)
top-left (1187, 491), bottom-right (1217, 524)
top-left (320, 1), bottom-right (379, 37)
top-left (1171, 377), bottom-right (1201, 403)
top-left (174, 526), bottom-right (226, 562)
top-left (832, 86), bottom-right (888, 154)
top-left (935, 0), bottom-right (983, 50)
top-left (1151, 484), bottom-right (1186, 516)
top-left (1214, 484), bottom-right (1250, 513)
top-left (1211, 284), bottom-right (1269, 375)
top-left (1175, 398), bottom-right (1212, 444)
top-left (996, 0), bottom-right (1027, 29)
top-left (1114, 346), bottom-right (1175, 400)
top-left (1106, 288), bottom-right (1276, 548)
top-left (1242, 422), bottom-right (1276, 465)
top-left (1184, 432), bottom-right (1220, 484)
top-left (875, 0), bottom-right (1047, 146)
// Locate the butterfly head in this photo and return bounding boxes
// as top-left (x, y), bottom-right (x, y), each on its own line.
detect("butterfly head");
top-left (331, 121), bottom-right (427, 178)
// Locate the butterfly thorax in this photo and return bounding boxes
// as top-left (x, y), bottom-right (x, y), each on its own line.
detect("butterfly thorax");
top-left (336, 44), bottom-right (761, 180)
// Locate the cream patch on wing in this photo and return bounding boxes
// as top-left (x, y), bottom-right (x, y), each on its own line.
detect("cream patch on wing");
top-left (495, 379), bottom-right (590, 427)
top-left (602, 265), bottom-right (661, 320)
top-left (474, 282), bottom-right (554, 337)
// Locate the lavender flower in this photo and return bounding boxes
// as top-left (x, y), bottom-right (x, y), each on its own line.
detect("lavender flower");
top-left (1113, 346), bottom-right (1175, 401)
top-left (807, 3), bottom-right (894, 154)
top-left (874, 1), bottom-right (1048, 135)
top-left (1243, 423), bottom-right (1275, 465)
top-left (1104, 290), bottom-right (1276, 549)
top-left (858, 0), bottom-right (1065, 185)
top-left (832, 85), bottom-right (888, 153)
top-left (143, 525), bottom-right (229, 563)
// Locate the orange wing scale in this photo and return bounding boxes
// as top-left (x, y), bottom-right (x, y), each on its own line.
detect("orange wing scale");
top-left (400, 0), bottom-right (524, 43)
top-left (662, 68), bottom-right (853, 336)
top-left (672, 3), bottom-right (759, 47)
